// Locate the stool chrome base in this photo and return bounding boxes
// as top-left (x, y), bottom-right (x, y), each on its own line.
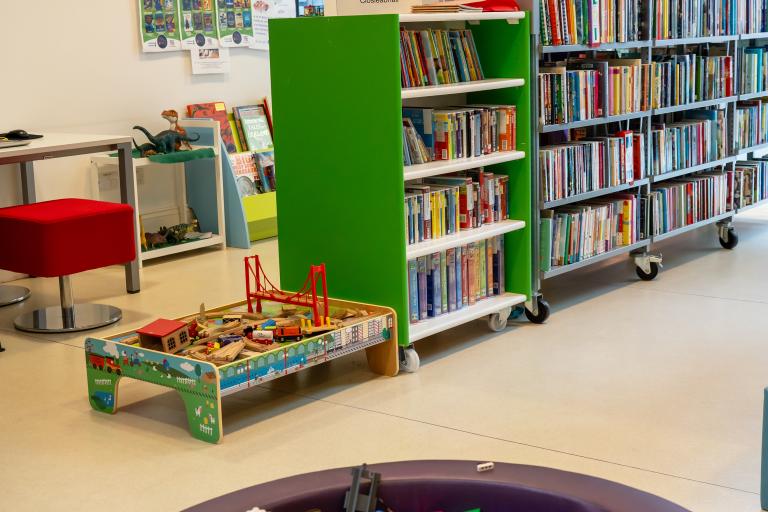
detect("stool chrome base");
top-left (0, 285), bottom-right (31, 307)
top-left (14, 304), bottom-right (122, 333)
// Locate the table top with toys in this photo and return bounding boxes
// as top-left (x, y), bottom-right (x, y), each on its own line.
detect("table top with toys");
top-left (84, 257), bottom-right (398, 443)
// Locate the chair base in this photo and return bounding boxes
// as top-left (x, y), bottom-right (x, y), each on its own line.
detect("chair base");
top-left (0, 285), bottom-right (31, 307)
top-left (14, 304), bottom-right (122, 333)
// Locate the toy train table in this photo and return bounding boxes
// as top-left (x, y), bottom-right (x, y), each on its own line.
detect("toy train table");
top-left (84, 257), bottom-right (398, 443)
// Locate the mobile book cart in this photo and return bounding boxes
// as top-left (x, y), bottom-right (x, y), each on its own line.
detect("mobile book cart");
top-left (84, 260), bottom-right (398, 444)
top-left (520, 0), bottom-right (768, 316)
top-left (269, 12), bottom-right (534, 372)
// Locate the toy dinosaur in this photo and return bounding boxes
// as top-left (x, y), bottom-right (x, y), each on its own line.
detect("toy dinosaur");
top-left (132, 139), bottom-right (158, 157)
top-left (161, 109), bottom-right (193, 150)
top-left (132, 125), bottom-right (200, 154)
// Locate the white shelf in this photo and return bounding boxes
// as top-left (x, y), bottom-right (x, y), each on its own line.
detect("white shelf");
top-left (406, 219), bottom-right (526, 259)
top-left (399, 12), bottom-right (525, 24)
top-left (140, 235), bottom-right (225, 262)
top-left (409, 292), bottom-right (527, 342)
top-left (402, 78), bottom-right (524, 99)
top-left (404, 151), bottom-right (525, 180)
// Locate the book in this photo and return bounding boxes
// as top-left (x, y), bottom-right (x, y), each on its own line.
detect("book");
top-left (255, 151), bottom-right (276, 192)
top-left (187, 101), bottom-right (237, 153)
top-left (234, 104), bottom-right (274, 152)
top-left (230, 152), bottom-right (262, 197)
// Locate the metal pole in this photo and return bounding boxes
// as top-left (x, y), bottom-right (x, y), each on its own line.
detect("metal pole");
top-left (59, 275), bottom-right (75, 329)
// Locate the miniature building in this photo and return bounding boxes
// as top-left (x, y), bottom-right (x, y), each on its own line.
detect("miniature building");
top-left (136, 318), bottom-right (190, 354)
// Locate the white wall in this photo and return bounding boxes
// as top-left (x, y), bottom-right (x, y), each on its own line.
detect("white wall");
top-left (0, 1), bottom-right (273, 281)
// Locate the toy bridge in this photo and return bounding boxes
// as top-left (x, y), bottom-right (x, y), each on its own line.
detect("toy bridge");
top-left (245, 255), bottom-right (329, 327)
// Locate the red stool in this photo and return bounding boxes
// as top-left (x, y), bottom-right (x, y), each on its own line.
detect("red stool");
top-left (0, 198), bottom-right (136, 333)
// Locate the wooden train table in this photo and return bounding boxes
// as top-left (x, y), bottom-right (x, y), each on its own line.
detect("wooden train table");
top-left (84, 297), bottom-right (397, 443)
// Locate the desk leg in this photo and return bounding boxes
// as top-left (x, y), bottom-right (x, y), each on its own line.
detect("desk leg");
top-left (117, 143), bottom-right (140, 293)
top-left (20, 162), bottom-right (36, 204)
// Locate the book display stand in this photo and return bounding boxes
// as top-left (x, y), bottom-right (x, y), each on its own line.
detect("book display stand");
top-left (269, 13), bottom-right (534, 371)
top-left (522, 0), bottom-right (768, 316)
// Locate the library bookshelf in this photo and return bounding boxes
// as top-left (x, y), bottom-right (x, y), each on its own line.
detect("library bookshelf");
top-left (269, 13), bottom-right (533, 370)
top-left (521, 0), bottom-right (768, 317)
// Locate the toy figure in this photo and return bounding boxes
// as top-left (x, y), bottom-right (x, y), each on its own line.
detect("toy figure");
top-left (161, 109), bottom-right (194, 150)
top-left (132, 125), bottom-right (199, 154)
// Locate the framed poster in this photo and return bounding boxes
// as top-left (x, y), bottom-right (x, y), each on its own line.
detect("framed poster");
top-left (180, 0), bottom-right (220, 48)
top-left (139, 0), bottom-right (183, 52)
top-left (251, 0), bottom-right (296, 51)
top-left (216, 0), bottom-right (255, 47)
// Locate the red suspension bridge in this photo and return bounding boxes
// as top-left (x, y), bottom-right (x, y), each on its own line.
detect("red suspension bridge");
top-left (244, 255), bottom-right (329, 327)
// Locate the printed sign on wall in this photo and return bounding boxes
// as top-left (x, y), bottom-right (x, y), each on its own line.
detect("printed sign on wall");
top-left (139, 0), bottom-right (183, 52)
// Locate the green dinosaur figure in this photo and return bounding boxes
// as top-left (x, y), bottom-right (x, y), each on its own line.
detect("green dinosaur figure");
top-left (132, 125), bottom-right (200, 154)
top-left (132, 139), bottom-right (158, 157)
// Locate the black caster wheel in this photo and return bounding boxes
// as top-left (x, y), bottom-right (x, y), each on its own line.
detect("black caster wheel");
top-left (719, 228), bottom-right (738, 249)
top-left (636, 262), bottom-right (659, 281)
top-left (525, 297), bottom-right (550, 324)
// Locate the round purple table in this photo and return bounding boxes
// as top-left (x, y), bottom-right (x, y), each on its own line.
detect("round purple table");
top-left (184, 460), bottom-right (690, 512)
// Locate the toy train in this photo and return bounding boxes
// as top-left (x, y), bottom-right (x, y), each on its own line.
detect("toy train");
top-left (89, 354), bottom-right (122, 375)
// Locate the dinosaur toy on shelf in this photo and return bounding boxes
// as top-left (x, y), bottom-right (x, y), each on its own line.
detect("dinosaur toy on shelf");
top-left (132, 124), bottom-right (200, 156)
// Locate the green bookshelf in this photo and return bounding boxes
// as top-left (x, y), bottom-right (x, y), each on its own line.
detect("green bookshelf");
top-left (269, 13), bottom-right (533, 370)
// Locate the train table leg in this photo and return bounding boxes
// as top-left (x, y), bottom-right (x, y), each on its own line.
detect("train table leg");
top-left (179, 388), bottom-right (223, 444)
top-left (86, 364), bottom-right (121, 415)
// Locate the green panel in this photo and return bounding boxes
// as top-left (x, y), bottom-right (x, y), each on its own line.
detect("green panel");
top-left (469, 17), bottom-right (533, 299)
top-left (269, 16), bottom-right (410, 345)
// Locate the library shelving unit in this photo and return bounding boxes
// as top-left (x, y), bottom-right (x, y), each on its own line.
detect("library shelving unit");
top-left (269, 12), bottom-right (533, 371)
top-left (521, 0), bottom-right (768, 316)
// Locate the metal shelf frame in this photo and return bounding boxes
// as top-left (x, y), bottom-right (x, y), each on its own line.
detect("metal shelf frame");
top-left (526, 0), bottom-right (753, 310)
top-left (651, 211), bottom-right (734, 242)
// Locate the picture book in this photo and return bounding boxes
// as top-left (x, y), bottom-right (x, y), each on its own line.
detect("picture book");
top-left (187, 101), bottom-right (238, 153)
top-left (255, 151), bottom-right (276, 192)
top-left (234, 105), bottom-right (274, 152)
top-left (230, 152), bottom-right (263, 197)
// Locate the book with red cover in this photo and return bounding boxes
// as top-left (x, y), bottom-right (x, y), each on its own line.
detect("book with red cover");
top-left (186, 101), bottom-right (237, 153)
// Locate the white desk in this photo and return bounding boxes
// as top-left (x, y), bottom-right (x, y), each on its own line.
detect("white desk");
top-left (0, 133), bottom-right (140, 293)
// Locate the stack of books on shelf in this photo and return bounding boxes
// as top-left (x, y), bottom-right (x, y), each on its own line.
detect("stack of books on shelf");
top-left (539, 130), bottom-right (646, 203)
top-left (646, 172), bottom-right (729, 235)
top-left (400, 28), bottom-right (485, 88)
top-left (605, 59), bottom-right (648, 115)
top-left (186, 100), bottom-right (276, 198)
top-left (735, 100), bottom-right (768, 150)
top-left (649, 53), bottom-right (733, 109)
top-left (405, 170), bottom-right (509, 245)
top-left (740, 46), bottom-right (768, 94)
top-left (538, 0), bottom-right (642, 46)
top-left (538, 66), bottom-right (601, 125)
top-left (741, 0), bottom-right (768, 34)
top-left (731, 160), bottom-right (768, 208)
top-left (649, 109), bottom-right (728, 176)
top-left (651, 0), bottom-right (738, 39)
top-left (539, 194), bottom-right (639, 270)
top-left (407, 235), bottom-right (506, 323)
top-left (403, 105), bottom-right (517, 165)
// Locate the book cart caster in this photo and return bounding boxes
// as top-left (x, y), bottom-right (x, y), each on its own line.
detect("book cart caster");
top-left (487, 306), bottom-right (512, 332)
top-left (399, 345), bottom-right (420, 373)
top-left (634, 253), bottom-right (662, 281)
top-left (524, 296), bottom-right (550, 324)
top-left (719, 224), bottom-right (739, 250)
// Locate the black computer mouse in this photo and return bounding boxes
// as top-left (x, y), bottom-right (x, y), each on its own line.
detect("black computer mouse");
top-left (4, 129), bottom-right (42, 140)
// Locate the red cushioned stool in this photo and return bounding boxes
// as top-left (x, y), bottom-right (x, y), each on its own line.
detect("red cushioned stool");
top-left (0, 198), bottom-right (136, 333)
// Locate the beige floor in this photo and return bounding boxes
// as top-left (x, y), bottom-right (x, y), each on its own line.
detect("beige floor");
top-left (2, 210), bottom-right (768, 512)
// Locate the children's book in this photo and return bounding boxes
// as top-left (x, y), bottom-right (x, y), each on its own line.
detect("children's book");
top-left (234, 105), bottom-right (274, 152)
top-left (187, 101), bottom-right (237, 153)
top-left (230, 152), bottom-right (263, 196)
top-left (255, 151), bottom-right (276, 192)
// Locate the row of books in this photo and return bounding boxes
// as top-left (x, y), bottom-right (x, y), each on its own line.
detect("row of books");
top-left (735, 100), bottom-right (768, 151)
top-left (407, 235), bottom-right (506, 323)
top-left (539, 130), bottom-right (646, 203)
top-left (650, 110), bottom-right (728, 176)
top-left (742, 0), bottom-right (768, 34)
top-left (405, 170), bottom-right (510, 245)
top-left (539, 0), bottom-right (642, 46)
top-left (733, 160), bottom-right (768, 209)
top-left (649, 54), bottom-right (733, 109)
top-left (400, 29), bottom-right (484, 89)
top-left (231, 151), bottom-right (275, 197)
top-left (402, 105), bottom-right (517, 165)
top-left (539, 194), bottom-right (639, 269)
top-left (646, 172), bottom-right (729, 235)
top-left (650, 0), bottom-right (738, 40)
top-left (186, 99), bottom-right (273, 155)
top-left (741, 46), bottom-right (768, 94)
top-left (539, 68), bottom-right (601, 125)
